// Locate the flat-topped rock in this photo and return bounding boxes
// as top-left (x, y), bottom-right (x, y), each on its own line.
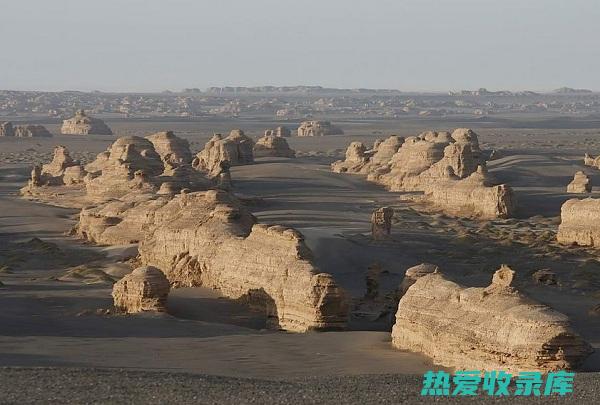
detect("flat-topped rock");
top-left (264, 126), bottom-right (291, 137)
top-left (193, 130), bottom-right (255, 176)
top-left (61, 109), bottom-right (113, 135)
top-left (392, 266), bottom-right (593, 372)
top-left (297, 121), bottom-right (343, 137)
top-left (557, 198), bottom-right (600, 246)
top-left (146, 131), bottom-right (192, 164)
top-left (0, 122), bottom-right (52, 137)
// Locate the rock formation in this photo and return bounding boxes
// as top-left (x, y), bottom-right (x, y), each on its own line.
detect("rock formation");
top-left (392, 265), bottom-right (593, 372)
top-left (264, 126), bottom-right (291, 137)
top-left (61, 109), bottom-right (113, 135)
top-left (398, 263), bottom-right (438, 295)
top-left (557, 198), bottom-right (600, 246)
top-left (253, 135), bottom-right (295, 158)
top-left (297, 121), bottom-right (343, 137)
top-left (146, 131), bottom-right (192, 164)
top-left (567, 171), bottom-right (591, 193)
top-left (332, 129), bottom-right (514, 219)
top-left (371, 207), bottom-right (394, 240)
top-left (112, 266), bottom-right (170, 313)
top-left (584, 153), bottom-right (600, 169)
top-left (0, 122), bottom-right (52, 137)
top-left (193, 130), bottom-right (255, 176)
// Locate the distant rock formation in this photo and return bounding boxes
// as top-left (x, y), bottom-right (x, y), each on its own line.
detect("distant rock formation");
top-left (567, 171), bottom-right (591, 193)
top-left (371, 207), bottom-right (393, 240)
top-left (264, 126), bottom-right (291, 137)
top-left (557, 198), bottom-right (600, 246)
top-left (392, 265), bottom-right (593, 372)
top-left (0, 122), bottom-right (52, 137)
top-left (297, 121), bottom-right (343, 136)
top-left (193, 130), bottom-right (255, 176)
top-left (332, 129), bottom-right (514, 219)
top-left (112, 266), bottom-right (170, 313)
top-left (253, 135), bottom-right (295, 158)
top-left (146, 131), bottom-right (192, 164)
top-left (61, 109), bottom-right (113, 135)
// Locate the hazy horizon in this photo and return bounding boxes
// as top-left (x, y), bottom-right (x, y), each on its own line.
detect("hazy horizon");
top-left (1, 0), bottom-right (598, 93)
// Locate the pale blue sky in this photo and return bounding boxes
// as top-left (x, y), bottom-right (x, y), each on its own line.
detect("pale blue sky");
top-left (0, 0), bottom-right (598, 92)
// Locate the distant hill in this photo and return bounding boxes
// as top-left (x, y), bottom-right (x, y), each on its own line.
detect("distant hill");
top-left (553, 87), bottom-right (593, 94)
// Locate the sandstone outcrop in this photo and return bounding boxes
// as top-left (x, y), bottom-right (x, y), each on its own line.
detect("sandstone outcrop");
top-left (61, 109), bottom-right (113, 135)
top-left (584, 153), bottom-right (600, 169)
top-left (193, 130), bottom-right (255, 176)
top-left (146, 131), bottom-right (192, 165)
top-left (27, 146), bottom-right (84, 187)
top-left (567, 171), bottom-right (591, 193)
top-left (391, 265), bottom-right (593, 372)
top-left (297, 121), bottom-right (343, 137)
top-left (371, 207), bottom-right (394, 240)
top-left (264, 126), bottom-right (291, 137)
top-left (0, 122), bottom-right (52, 137)
top-left (332, 129), bottom-right (514, 219)
top-left (112, 266), bottom-right (170, 313)
top-left (253, 135), bottom-right (295, 158)
top-left (398, 263), bottom-right (438, 295)
top-left (557, 198), bottom-right (600, 246)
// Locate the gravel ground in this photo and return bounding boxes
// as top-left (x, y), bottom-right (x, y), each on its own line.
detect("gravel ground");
top-left (0, 368), bottom-right (597, 404)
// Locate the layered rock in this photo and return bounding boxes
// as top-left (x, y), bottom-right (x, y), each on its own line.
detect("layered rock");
top-left (584, 153), bottom-right (600, 169)
top-left (297, 121), bottom-right (343, 137)
top-left (136, 191), bottom-right (348, 331)
top-left (371, 207), bottom-right (394, 240)
top-left (146, 131), bottom-right (192, 164)
top-left (253, 135), bottom-right (296, 158)
top-left (557, 198), bottom-right (600, 246)
top-left (193, 130), bottom-right (255, 176)
top-left (567, 171), bottom-right (591, 193)
top-left (0, 122), bottom-right (52, 137)
top-left (61, 109), bottom-right (113, 135)
top-left (264, 126), bottom-right (291, 137)
top-left (332, 129), bottom-right (514, 219)
top-left (112, 266), bottom-right (170, 313)
top-left (27, 146), bottom-right (84, 187)
top-left (392, 265), bottom-right (593, 372)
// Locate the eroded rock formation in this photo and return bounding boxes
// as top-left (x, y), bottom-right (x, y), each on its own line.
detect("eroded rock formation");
top-left (371, 207), bottom-right (394, 240)
top-left (254, 135), bottom-right (295, 158)
top-left (112, 266), bottom-right (170, 313)
top-left (0, 122), bottom-right (52, 137)
top-left (297, 121), bottom-right (343, 137)
top-left (392, 265), bottom-right (593, 372)
top-left (332, 129), bottom-right (514, 219)
top-left (61, 109), bottom-right (113, 135)
top-left (146, 131), bottom-right (192, 164)
top-left (264, 126), bottom-right (291, 137)
top-left (567, 171), bottom-right (591, 193)
top-left (193, 130), bottom-right (255, 176)
top-left (557, 198), bottom-right (600, 246)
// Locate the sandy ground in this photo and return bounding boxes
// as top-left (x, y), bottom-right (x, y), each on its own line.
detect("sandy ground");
top-left (2, 118), bottom-right (600, 401)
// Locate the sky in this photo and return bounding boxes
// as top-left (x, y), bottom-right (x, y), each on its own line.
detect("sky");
top-left (0, 0), bottom-right (598, 92)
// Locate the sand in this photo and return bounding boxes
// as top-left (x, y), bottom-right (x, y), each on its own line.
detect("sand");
top-left (2, 117), bottom-right (600, 400)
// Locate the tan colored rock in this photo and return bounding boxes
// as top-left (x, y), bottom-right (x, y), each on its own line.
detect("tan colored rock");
top-left (112, 266), bottom-right (170, 313)
top-left (297, 121), bottom-right (343, 137)
top-left (584, 153), bottom-right (600, 169)
top-left (398, 263), bottom-right (438, 295)
top-left (371, 207), bottom-right (394, 240)
top-left (264, 126), bottom-right (291, 137)
top-left (332, 129), bottom-right (514, 219)
top-left (61, 109), bottom-right (113, 135)
top-left (254, 135), bottom-right (295, 158)
top-left (193, 130), bottom-right (255, 176)
top-left (392, 266), bottom-right (593, 372)
top-left (14, 125), bottom-right (52, 138)
top-left (567, 171), bottom-right (591, 193)
top-left (557, 198), bottom-right (600, 246)
top-left (0, 122), bottom-right (14, 137)
top-left (146, 131), bottom-right (192, 164)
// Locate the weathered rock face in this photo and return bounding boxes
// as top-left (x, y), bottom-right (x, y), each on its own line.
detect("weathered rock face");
top-left (371, 207), bottom-right (394, 240)
top-left (264, 126), bottom-right (291, 137)
top-left (392, 266), bottom-right (593, 372)
top-left (398, 263), bottom-right (438, 295)
top-left (584, 153), bottom-right (600, 169)
top-left (0, 122), bottom-right (52, 137)
top-left (146, 131), bottom-right (192, 165)
top-left (557, 198), bottom-right (600, 246)
top-left (297, 121), bottom-right (343, 137)
top-left (193, 130), bottom-right (255, 176)
top-left (112, 266), bottom-right (170, 313)
top-left (253, 135), bottom-right (295, 158)
top-left (28, 146), bottom-right (84, 186)
top-left (61, 109), bottom-right (113, 135)
top-left (136, 191), bottom-right (348, 331)
top-left (567, 171), bottom-right (591, 193)
top-left (332, 129), bottom-right (514, 219)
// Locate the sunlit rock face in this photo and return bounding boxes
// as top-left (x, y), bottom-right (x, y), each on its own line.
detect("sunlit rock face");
top-left (61, 109), bottom-right (113, 135)
top-left (392, 265), bottom-right (593, 372)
